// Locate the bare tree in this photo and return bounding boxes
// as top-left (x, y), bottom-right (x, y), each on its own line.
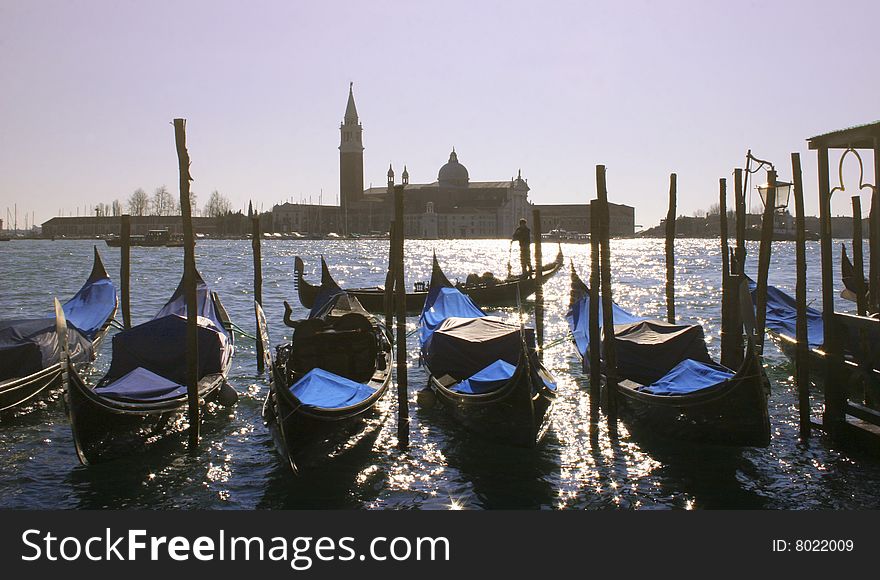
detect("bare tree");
top-left (128, 188), bottom-right (149, 216)
top-left (151, 185), bottom-right (175, 216)
top-left (111, 199), bottom-right (122, 216)
top-left (203, 190), bottom-right (232, 217)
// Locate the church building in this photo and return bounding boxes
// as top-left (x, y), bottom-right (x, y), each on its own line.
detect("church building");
top-left (272, 84), bottom-right (634, 239)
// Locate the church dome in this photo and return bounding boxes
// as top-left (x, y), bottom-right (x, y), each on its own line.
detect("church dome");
top-left (438, 149), bottom-right (469, 186)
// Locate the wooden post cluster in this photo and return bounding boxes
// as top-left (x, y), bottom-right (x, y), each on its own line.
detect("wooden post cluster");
top-left (172, 118), bottom-right (201, 452)
top-left (120, 214), bottom-right (132, 329)
top-left (532, 208), bottom-right (544, 360)
top-left (588, 201), bottom-right (601, 426)
top-left (252, 216), bottom-right (265, 374)
top-left (754, 170), bottom-right (776, 356)
top-left (871, 138), bottom-right (880, 312)
top-left (791, 152), bottom-right (811, 440)
top-left (665, 173), bottom-right (677, 324)
top-left (392, 184), bottom-right (409, 449)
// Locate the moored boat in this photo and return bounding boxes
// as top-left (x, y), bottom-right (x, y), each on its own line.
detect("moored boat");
top-left (418, 255), bottom-right (557, 447)
top-left (62, 270), bottom-right (236, 464)
top-left (568, 267), bottom-right (770, 447)
top-left (259, 258), bottom-right (393, 475)
top-left (0, 247), bottom-right (117, 415)
top-left (294, 246), bottom-right (564, 314)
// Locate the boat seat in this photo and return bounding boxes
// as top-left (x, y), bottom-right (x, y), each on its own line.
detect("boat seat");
top-left (618, 379), bottom-right (644, 391)
top-left (290, 314), bottom-right (378, 383)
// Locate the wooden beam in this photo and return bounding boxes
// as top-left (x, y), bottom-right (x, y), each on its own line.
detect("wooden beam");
top-left (665, 173), bottom-right (677, 323)
top-left (252, 216), bottom-right (264, 374)
top-left (589, 200), bottom-right (601, 426)
top-left (754, 170), bottom-right (776, 356)
top-left (532, 208), bottom-right (544, 360)
top-left (393, 184), bottom-right (409, 449)
top-left (173, 118), bottom-right (200, 452)
top-left (792, 152), bottom-right (811, 440)
top-left (120, 214), bottom-right (131, 329)
top-left (597, 166), bottom-right (618, 432)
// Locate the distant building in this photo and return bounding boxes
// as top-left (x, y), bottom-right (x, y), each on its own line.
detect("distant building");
top-left (40, 214), bottom-right (250, 238)
top-left (280, 84), bottom-right (637, 238)
top-left (534, 203), bottom-right (635, 237)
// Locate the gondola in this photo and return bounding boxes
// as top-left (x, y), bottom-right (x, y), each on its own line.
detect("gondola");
top-left (294, 246), bottom-right (564, 313)
top-left (62, 270), bottom-right (237, 464)
top-left (567, 267), bottom-right (770, 447)
top-left (0, 247), bottom-right (117, 414)
top-left (258, 258), bottom-right (393, 475)
top-left (418, 255), bottom-right (557, 447)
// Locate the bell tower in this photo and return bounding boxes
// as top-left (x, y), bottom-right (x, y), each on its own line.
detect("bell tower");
top-left (339, 82), bottom-right (364, 229)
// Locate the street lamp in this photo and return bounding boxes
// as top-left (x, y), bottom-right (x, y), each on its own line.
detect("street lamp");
top-left (757, 180), bottom-right (792, 213)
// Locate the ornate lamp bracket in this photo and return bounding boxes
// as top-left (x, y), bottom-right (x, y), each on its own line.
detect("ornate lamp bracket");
top-left (830, 147), bottom-right (876, 199)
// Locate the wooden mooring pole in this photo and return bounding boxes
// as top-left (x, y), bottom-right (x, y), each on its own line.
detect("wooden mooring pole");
top-left (734, 168), bottom-right (747, 275)
top-left (393, 184), bottom-right (409, 448)
top-left (851, 196), bottom-right (867, 317)
top-left (532, 208), bottom-right (544, 360)
top-left (384, 220), bottom-right (396, 337)
top-left (791, 152), bottom-right (811, 440)
top-left (719, 178), bottom-right (734, 368)
top-left (120, 214), bottom-right (131, 329)
top-left (588, 200), bottom-right (601, 426)
top-left (173, 118), bottom-right (200, 452)
top-left (597, 166), bottom-right (618, 432)
top-left (252, 215), bottom-right (264, 374)
top-left (754, 170), bottom-right (776, 356)
top-left (665, 173), bottom-right (677, 323)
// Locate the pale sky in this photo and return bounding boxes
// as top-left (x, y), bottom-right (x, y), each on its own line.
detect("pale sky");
top-left (1, 0), bottom-right (877, 229)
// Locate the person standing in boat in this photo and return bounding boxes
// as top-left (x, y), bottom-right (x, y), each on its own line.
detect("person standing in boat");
top-left (511, 218), bottom-right (533, 276)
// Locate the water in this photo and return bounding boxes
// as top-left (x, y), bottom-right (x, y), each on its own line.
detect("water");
top-left (1, 238), bottom-right (879, 510)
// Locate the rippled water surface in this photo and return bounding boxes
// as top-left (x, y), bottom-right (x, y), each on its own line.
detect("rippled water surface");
top-left (2, 238), bottom-right (879, 510)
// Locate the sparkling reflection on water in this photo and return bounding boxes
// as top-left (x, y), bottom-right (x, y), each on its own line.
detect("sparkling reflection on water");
top-left (1, 238), bottom-right (879, 510)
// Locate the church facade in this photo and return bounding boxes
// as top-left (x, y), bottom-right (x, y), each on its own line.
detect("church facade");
top-left (272, 85), bottom-right (635, 239)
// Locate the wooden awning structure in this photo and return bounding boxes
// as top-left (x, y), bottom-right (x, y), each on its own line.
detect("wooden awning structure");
top-left (808, 120), bottom-right (880, 150)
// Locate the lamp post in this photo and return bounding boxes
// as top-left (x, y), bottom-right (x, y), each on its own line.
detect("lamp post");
top-left (757, 179), bottom-right (793, 232)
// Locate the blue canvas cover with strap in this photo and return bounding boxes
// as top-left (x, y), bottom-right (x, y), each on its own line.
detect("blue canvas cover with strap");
top-left (98, 273), bottom-right (229, 397)
top-left (567, 289), bottom-right (711, 384)
top-left (0, 253), bottom-right (115, 380)
top-left (290, 367), bottom-right (376, 409)
top-left (638, 358), bottom-right (734, 395)
top-left (450, 359), bottom-right (516, 394)
top-left (747, 278), bottom-right (823, 349)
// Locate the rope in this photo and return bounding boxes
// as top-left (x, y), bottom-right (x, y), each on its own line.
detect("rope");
top-left (541, 332), bottom-right (574, 351)
top-left (229, 321), bottom-right (258, 341)
top-left (109, 318), bottom-right (125, 330)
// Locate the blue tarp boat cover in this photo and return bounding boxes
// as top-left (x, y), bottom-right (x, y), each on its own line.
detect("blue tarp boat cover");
top-left (450, 359), bottom-right (516, 394)
top-left (98, 273), bottom-right (230, 393)
top-left (103, 314), bottom-right (228, 386)
top-left (0, 259), bottom-right (116, 381)
top-left (62, 276), bottom-right (117, 339)
top-left (423, 316), bottom-right (522, 381)
top-left (748, 279), bottom-right (824, 349)
top-left (567, 292), bottom-right (711, 383)
top-left (566, 292), bottom-right (646, 358)
top-left (419, 286), bottom-right (486, 347)
top-left (639, 358), bottom-right (734, 396)
top-left (0, 318), bottom-right (92, 381)
top-left (95, 366), bottom-right (188, 402)
top-left (290, 367), bottom-right (376, 409)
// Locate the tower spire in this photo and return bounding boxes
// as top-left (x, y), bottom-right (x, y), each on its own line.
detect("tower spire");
top-left (344, 82), bottom-right (359, 123)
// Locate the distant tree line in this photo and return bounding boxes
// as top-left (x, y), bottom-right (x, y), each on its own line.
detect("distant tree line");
top-left (88, 188), bottom-right (234, 218)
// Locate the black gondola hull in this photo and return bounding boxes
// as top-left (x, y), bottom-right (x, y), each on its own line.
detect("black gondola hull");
top-left (295, 250), bottom-right (564, 314)
top-left (66, 365), bottom-right (227, 464)
top-left (429, 361), bottom-right (556, 448)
